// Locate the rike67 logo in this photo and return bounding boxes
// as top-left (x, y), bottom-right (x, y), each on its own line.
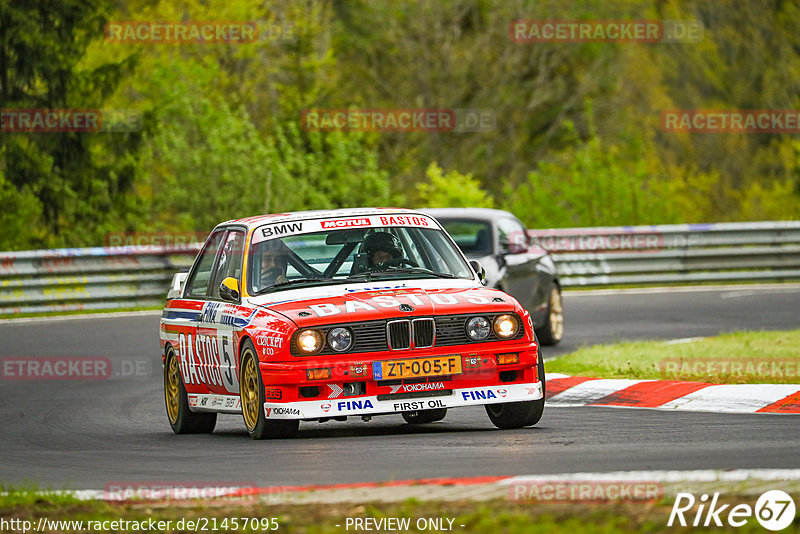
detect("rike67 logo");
top-left (668, 490), bottom-right (796, 531)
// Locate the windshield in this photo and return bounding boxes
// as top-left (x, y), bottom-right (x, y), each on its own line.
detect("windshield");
top-left (248, 224), bottom-right (474, 294)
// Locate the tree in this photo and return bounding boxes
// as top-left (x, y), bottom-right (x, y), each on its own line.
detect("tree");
top-left (0, 0), bottom-right (141, 248)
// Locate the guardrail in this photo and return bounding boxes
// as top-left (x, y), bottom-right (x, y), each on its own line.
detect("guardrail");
top-left (529, 221), bottom-right (800, 287)
top-left (0, 246), bottom-right (200, 315)
top-left (1, 221), bottom-right (799, 314)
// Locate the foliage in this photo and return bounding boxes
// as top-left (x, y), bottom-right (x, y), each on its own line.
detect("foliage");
top-left (1, 0), bottom-right (800, 250)
top-left (416, 163), bottom-right (494, 209)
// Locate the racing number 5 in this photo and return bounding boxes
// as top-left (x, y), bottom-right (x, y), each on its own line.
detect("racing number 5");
top-left (220, 335), bottom-right (239, 393)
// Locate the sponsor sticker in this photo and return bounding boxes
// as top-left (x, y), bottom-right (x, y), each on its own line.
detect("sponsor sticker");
top-left (252, 214), bottom-right (437, 244)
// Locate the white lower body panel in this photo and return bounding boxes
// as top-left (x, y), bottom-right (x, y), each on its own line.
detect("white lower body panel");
top-left (263, 381), bottom-right (544, 420)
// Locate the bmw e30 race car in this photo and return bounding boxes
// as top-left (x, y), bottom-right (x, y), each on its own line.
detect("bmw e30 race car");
top-left (160, 208), bottom-right (545, 439)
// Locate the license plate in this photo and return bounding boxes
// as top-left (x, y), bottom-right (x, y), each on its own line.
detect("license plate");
top-left (373, 355), bottom-right (462, 380)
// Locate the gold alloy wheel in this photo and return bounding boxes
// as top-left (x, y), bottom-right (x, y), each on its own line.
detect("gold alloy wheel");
top-left (241, 349), bottom-right (260, 431)
top-left (165, 351), bottom-right (180, 424)
top-left (549, 287), bottom-right (564, 341)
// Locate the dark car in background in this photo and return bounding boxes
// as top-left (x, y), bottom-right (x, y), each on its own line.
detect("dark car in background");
top-left (424, 208), bottom-right (563, 346)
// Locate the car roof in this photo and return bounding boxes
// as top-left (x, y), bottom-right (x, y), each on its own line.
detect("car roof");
top-left (218, 207), bottom-right (435, 231)
top-left (421, 207), bottom-right (519, 222)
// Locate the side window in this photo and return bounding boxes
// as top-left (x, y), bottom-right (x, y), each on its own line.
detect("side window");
top-left (185, 230), bottom-right (225, 298)
top-left (497, 218), bottom-right (527, 253)
top-left (210, 230), bottom-right (244, 298)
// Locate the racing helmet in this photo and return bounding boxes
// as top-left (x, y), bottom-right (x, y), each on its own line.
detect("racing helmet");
top-left (363, 231), bottom-right (402, 259)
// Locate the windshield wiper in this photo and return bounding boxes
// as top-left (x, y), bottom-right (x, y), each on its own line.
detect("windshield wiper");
top-left (348, 267), bottom-right (458, 280)
top-left (253, 277), bottom-right (337, 295)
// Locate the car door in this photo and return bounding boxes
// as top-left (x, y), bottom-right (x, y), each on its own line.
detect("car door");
top-left (176, 228), bottom-right (226, 401)
top-left (496, 216), bottom-right (544, 312)
top-left (196, 228), bottom-right (245, 402)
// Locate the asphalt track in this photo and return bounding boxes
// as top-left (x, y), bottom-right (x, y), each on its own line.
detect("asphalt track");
top-left (0, 285), bottom-right (798, 489)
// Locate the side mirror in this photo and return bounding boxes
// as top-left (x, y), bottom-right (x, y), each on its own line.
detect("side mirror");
top-left (167, 272), bottom-right (188, 300)
top-left (219, 277), bottom-right (240, 302)
top-left (469, 260), bottom-right (486, 285)
top-left (499, 237), bottom-right (526, 255)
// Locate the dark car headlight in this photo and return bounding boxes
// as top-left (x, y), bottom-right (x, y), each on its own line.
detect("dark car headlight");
top-left (327, 327), bottom-right (353, 352)
top-left (466, 316), bottom-right (491, 341)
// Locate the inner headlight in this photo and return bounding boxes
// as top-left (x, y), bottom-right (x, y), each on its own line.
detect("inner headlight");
top-left (466, 316), bottom-right (491, 341)
top-left (327, 327), bottom-right (353, 352)
top-left (493, 314), bottom-right (518, 339)
top-left (297, 329), bottom-right (323, 354)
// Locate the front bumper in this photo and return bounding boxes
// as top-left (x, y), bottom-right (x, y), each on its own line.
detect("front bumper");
top-left (263, 380), bottom-right (543, 419)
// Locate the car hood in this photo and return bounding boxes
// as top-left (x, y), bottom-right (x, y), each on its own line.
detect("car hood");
top-left (245, 279), bottom-right (519, 327)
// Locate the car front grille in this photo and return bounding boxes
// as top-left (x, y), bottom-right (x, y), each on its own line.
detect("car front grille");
top-left (289, 313), bottom-right (525, 356)
top-left (387, 320), bottom-right (411, 350)
top-left (412, 318), bottom-right (435, 348)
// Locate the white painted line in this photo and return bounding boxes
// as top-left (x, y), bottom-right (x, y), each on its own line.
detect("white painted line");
top-left (0, 310), bottom-right (162, 324)
top-left (37, 468), bottom-right (800, 504)
top-left (544, 373), bottom-right (571, 380)
top-left (663, 337), bottom-right (705, 345)
top-left (564, 282), bottom-right (800, 297)
top-left (502, 468), bottom-right (800, 484)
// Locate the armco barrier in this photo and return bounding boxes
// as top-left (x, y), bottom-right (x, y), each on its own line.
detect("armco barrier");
top-left (0, 245), bottom-right (200, 315)
top-left (1, 221), bottom-right (799, 315)
top-left (528, 221), bottom-right (800, 287)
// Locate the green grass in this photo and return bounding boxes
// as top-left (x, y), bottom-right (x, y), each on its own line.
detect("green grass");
top-left (2, 494), bottom-right (797, 533)
top-left (547, 330), bottom-right (800, 384)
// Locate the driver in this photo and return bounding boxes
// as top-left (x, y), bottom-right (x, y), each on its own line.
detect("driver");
top-left (257, 241), bottom-right (289, 289)
top-left (363, 231), bottom-right (403, 268)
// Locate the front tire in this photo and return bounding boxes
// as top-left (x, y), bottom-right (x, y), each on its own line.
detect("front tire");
top-left (164, 346), bottom-right (216, 434)
top-left (239, 339), bottom-right (299, 440)
top-left (485, 346), bottom-right (546, 429)
top-left (537, 284), bottom-right (564, 346)
top-left (402, 408), bottom-right (447, 424)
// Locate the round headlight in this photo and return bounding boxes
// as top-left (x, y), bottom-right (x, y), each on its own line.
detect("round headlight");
top-left (466, 316), bottom-right (491, 341)
top-left (297, 329), bottom-right (323, 354)
top-left (493, 314), bottom-right (518, 339)
top-left (327, 327), bottom-right (353, 352)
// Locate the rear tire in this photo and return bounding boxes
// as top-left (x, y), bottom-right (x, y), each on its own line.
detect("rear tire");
top-left (239, 339), bottom-right (299, 440)
top-left (485, 345), bottom-right (546, 429)
top-left (164, 346), bottom-right (217, 434)
top-left (402, 408), bottom-right (447, 424)
top-left (537, 284), bottom-right (563, 346)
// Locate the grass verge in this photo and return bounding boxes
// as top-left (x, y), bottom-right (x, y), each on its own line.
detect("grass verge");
top-left (546, 330), bottom-right (800, 384)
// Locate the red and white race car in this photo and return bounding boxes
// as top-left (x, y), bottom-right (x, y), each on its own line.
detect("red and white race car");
top-left (160, 208), bottom-right (545, 439)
